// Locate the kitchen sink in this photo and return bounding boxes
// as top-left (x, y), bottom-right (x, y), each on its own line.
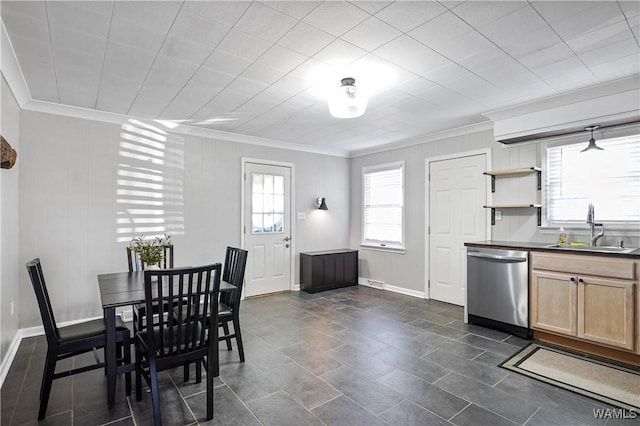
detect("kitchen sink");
top-left (544, 244), bottom-right (637, 254)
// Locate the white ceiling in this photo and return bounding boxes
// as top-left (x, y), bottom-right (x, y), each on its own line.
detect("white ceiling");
top-left (1, 1), bottom-right (639, 155)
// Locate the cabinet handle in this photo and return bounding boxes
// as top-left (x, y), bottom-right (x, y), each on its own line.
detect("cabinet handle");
top-left (570, 277), bottom-right (576, 282)
top-left (578, 278), bottom-right (584, 283)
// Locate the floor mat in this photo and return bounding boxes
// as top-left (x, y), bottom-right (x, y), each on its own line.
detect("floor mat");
top-left (500, 343), bottom-right (640, 410)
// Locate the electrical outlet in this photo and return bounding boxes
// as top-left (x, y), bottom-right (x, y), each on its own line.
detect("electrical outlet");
top-left (11, 301), bottom-right (14, 316)
top-left (495, 210), bottom-right (502, 221)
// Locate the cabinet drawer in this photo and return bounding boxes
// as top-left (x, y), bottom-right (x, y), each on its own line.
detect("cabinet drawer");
top-left (531, 252), bottom-right (635, 280)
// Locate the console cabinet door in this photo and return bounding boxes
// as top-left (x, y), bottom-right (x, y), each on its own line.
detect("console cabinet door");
top-left (530, 270), bottom-right (577, 336)
top-left (578, 276), bottom-right (635, 351)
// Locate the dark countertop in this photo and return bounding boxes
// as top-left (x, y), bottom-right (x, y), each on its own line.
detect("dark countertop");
top-left (464, 240), bottom-right (640, 259)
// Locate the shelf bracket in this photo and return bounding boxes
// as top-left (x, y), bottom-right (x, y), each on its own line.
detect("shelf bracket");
top-left (491, 208), bottom-right (495, 225)
top-left (490, 175), bottom-right (495, 193)
top-left (537, 206), bottom-right (541, 226)
top-left (536, 169), bottom-right (541, 191)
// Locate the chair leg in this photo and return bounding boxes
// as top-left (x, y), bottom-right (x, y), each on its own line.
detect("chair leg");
top-left (196, 359), bottom-right (202, 384)
top-left (123, 332), bottom-right (132, 396)
top-left (183, 362), bottom-right (190, 382)
top-left (233, 316), bottom-right (245, 363)
top-left (39, 353), bottom-right (51, 400)
top-left (149, 357), bottom-right (162, 426)
top-left (38, 350), bottom-right (57, 420)
top-left (222, 322), bottom-right (232, 351)
top-left (135, 342), bottom-right (143, 401)
top-left (206, 356), bottom-right (214, 421)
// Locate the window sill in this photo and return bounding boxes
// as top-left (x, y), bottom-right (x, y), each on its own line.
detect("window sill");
top-left (360, 244), bottom-right (406, 254)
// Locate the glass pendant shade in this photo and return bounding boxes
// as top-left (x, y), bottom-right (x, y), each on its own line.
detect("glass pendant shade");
top-left (328, 77), bottom-right (368, 119)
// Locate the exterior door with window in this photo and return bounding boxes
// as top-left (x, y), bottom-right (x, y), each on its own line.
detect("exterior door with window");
top-left (429, 154), bottom-right (487, 305)
top-left (244, 162), bottom-right (292, 297)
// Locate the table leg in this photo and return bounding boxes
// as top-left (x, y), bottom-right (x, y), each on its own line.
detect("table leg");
top-left (105, 307), bottom-right (116, 409)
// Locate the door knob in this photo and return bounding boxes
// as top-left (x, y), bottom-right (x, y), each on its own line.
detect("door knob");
top-left (284, 236), bottom-right (290, 241)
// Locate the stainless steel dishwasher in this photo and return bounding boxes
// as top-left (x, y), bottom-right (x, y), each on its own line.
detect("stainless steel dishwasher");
top-left (467, 247), bottom-right (531, 339)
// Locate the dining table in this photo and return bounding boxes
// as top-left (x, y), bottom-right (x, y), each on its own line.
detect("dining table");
top-left (98, 269), bottom-right (236, 409)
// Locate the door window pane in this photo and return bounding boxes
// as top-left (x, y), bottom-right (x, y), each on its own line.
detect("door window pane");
top-left (251, 172), bottom-right (285, 234)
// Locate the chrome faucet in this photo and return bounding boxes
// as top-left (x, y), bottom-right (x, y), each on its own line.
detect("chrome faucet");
top-left (587, 203), bottom-right (604, 246)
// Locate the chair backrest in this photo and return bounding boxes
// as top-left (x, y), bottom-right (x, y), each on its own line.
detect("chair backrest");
top-left (127, 245), bottom-right (174, 272)
top-left (220, 247), bottom-right (248, 310)
top-left (143, 263), bottom-right (222, 359)
top-left (26, 259), bottom-right (59, 345)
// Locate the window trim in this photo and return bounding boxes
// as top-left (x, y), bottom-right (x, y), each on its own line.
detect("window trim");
top-left (361, 161), bottom-right (405, 251)
top-left (541, 124), bottom-right (640, 231)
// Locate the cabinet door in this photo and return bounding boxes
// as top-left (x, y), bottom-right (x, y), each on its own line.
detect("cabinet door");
top-left (530, 270), bottom-right (577, 336)
top-left (578, 276), bottom-right (635, 351)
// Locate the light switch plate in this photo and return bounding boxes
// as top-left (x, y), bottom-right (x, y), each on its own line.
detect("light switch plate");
top-left (297, 212), bottom-right (306, 220)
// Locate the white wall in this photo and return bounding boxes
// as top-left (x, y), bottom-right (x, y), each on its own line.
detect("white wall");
top-left (1, 75), bottom-right (21, 362)
top-left (351, 127), bottom-right (640, 297)
top-left (18, 110), bottom-right (350, 328)
top-left (491, 141), bottom-right (640, 248)
top-left (350, 130), bottom-right (495, 294)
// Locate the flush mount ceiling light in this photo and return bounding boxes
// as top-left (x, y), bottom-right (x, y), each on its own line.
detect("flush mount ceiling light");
top-left (581, 125), bottom-right (604, 152)
top-left (328, 77), bottom-right (368, 119)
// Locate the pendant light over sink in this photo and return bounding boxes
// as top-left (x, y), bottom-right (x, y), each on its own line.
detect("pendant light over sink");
top-left (581, 125), bottom-right (604, 152)
top-left (328, 77), bottom-right (367, 119)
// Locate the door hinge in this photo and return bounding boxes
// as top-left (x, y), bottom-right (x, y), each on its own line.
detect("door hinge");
top-left (428, 280), bottom-right (431, 289)
top-left (428, 226), bottom-right (430, 235)
top-left (243, 225), bottom-right (246, 234)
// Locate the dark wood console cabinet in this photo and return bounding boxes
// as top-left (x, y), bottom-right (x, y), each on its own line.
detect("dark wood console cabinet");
top-left (300, 249), bottom-right (358, 293)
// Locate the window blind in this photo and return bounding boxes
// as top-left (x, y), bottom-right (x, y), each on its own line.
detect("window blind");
top-left (546, 133), bottom-right (640, 223)
top-left (363, 162), bottom-right (404, 247)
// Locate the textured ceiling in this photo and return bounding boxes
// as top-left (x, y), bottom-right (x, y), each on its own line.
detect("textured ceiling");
top-left (2, 1), bottom-right (639, 155)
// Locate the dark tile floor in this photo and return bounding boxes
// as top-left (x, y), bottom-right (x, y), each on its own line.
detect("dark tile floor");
top-left (1, 286), bottom-right (633, 426)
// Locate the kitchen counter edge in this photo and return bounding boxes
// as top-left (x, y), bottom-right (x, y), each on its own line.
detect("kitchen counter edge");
top-left (464, 241), bottom-right (640, 259)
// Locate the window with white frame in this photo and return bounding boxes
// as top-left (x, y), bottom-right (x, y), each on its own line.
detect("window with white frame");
top-left (544, 129), bottom-right (640, 226)
top-left (362, 161), bottom-right (405, 249)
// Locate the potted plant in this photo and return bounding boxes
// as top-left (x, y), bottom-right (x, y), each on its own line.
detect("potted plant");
top-left (129, 234), bottom-right (172, 269)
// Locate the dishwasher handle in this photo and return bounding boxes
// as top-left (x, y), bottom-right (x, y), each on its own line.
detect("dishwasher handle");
top-left (467, 251), bottom-right (527, 262)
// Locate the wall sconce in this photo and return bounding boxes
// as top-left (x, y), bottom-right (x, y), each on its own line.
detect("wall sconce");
top-left (316, 197), bottom-right (328, 210)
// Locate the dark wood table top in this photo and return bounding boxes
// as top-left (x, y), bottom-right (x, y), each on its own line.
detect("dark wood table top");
top-left (98, 271), bottom-right (236, 309)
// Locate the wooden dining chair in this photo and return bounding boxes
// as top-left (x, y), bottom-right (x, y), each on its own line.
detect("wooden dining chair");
top-left (184, 246), bottom-right (248, 380)
top-left (127, 244), bottom-right (174, 335)
top-left (26, 258), bottom-right (131, 420)
top-left (135, 263), bottom-right (222, 425)
top-left (217, 247), bottom-right (248, 373)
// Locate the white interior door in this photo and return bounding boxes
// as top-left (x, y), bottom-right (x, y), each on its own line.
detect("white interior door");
top-left (429, 154), bottom-right (487, 305)
top-left (244, 162), bottom-right (292, 297)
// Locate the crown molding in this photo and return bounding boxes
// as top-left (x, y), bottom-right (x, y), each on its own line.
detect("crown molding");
top-left (349, 121), bottom-right (494, 158)
top-left (0, 18), bottom-right (31, 107)
top-left (21, 99), bottom-right (351, 157)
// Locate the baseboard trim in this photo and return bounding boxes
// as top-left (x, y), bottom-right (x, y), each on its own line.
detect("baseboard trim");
top-left (0, 331), bottom-right (22, 388)
top-left (293, 284), bottom-right (301, 291)
top-left (0, 314), bottom-right (123, 388)
top-left (358, 277), bottom-right (425, 299)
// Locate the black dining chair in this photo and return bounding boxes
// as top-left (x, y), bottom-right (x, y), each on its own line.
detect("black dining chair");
top-left (135, 263), bottom-right (222, 425)
top-left (184, 246), bottom-right (248, 380)
top-left (26, 258), bottom-right (131, 420)
top-left (217, 247), bottom-right (248, 372)
top-left (127, 244), bottom-right (174, 335)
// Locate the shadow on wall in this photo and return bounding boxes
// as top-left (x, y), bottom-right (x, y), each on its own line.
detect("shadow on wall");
top-left (116, 119), bottom-right (185, 243)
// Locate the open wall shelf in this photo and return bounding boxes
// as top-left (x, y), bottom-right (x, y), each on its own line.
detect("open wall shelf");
top-left (483, 166), bottom-right (542, 226)
top-left (483, 167), bottom-right (541, 192)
